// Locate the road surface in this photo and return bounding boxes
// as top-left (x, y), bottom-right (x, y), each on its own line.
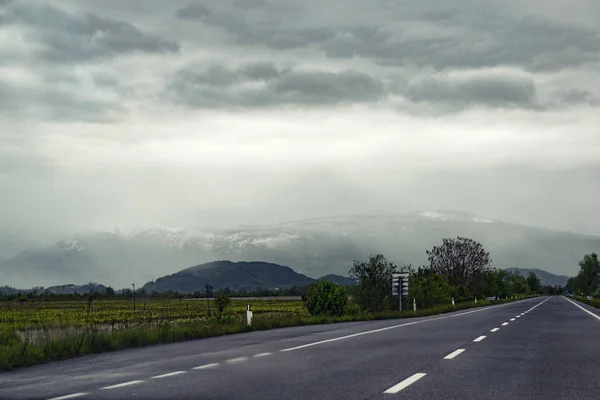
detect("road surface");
top-left (1, 296), bottom-right (599, 400)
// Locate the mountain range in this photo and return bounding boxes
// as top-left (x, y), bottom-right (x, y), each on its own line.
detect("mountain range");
top-left (1, 211), bottom-right (597, 288)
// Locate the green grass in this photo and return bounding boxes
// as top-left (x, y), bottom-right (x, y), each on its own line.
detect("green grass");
top-left (0, 295), bottom-right (537, 371)
top-left (570, 295), bottom-right (600, 309)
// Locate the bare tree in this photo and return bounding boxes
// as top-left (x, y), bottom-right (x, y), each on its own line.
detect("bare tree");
top-left (426, 237), bottom-right (492, 293)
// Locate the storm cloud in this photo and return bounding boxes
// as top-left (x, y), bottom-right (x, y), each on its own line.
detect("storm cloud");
top-left (168, 62), bottom-right (386, 108)
top-left (0, 0), bottom-right (599, 251)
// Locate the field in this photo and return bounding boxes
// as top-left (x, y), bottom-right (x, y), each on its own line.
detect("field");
top-left (0, 295), bottom-right (531, 371)
top-left (0, 297), bottom-right (307, 340)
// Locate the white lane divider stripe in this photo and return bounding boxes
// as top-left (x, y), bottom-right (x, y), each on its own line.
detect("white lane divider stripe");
top-left (226, 357), bottom-right (248, 364)
top-left (384, 373), bottom-right (427, 394)
top-left (280, 298), bottom-right (539, 352)
top-left (47, 394), bottom-right (88, 400)
top-left (510, 318), bottom-right (516, 321)
top-left (253, 352), bottom-right (272, 358)
top-left (444, 349), bottom-right (465, 360)
top-left (563, 296), bottom-right (600, 321)
top-left (502, 322), bottom-right (509, 326)
top-left (490, 328), bottom-right (500, 332)
top-left (193, 363), bottom-right (219, 370)
top-left (151, 371), bottom-right (186, 379)
top-left (473, 335), bottom-right (486, 342)
top-left (101, 381), bottom-right (143, 390)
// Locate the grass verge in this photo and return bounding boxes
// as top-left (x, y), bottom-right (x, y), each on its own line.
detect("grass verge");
top-left (570, 295), bottom-right (600, 309)
top-left (0, 296), bottom-right (538, 372)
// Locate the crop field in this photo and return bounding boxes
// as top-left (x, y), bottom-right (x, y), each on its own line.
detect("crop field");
top-left (0, 298), bottom-right (307, 340)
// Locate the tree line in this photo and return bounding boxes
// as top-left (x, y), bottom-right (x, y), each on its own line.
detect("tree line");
top-left (304, 236), bottom-right (550, 316)
top-left (566, 253), bottom-right (600, 297)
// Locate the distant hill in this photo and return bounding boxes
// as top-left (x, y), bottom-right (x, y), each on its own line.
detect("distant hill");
top-left (503, 268), bottom-right (569, 287)
top-left (143, 260), bottom-right (316, 293)
top-left (318, 274), bottom-right (356, 286)
top-left (45, 283), bottom-right (108, 295)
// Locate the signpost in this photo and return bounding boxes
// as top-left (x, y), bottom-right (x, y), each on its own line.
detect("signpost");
top-left (392, 272), bottom-right (409, 311)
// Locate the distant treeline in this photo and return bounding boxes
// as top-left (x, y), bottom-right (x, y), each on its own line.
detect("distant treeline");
top-left (0, 284), bottom-right (314, 302)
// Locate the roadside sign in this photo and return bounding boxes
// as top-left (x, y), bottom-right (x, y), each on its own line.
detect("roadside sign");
top-left (392, 273), bottom-right (409, 297)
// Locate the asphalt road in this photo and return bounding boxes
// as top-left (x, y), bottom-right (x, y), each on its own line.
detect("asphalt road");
top-left (1, 296), bottom-right (598, 400)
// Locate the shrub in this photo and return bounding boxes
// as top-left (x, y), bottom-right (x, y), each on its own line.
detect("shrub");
top-left (215, 293), bottom-right (231, 313)
top-left (305, 281), bottom-right (347, 317)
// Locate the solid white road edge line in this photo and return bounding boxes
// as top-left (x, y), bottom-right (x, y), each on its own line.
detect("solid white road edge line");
top-left (101, 381), bottom-right (143, 390)
top-left (443, 349), bottom-right (466, 359)
top-left (151, 371), bottom-right (186, 379)
top-left (47, 394), bottom-right (88, 400)
top-left (473, 335), bottom-right (486, 342)
top-left (490, 328), bottom-right (500, 332)
top-left (563, 296), bottom-right (600, 321)
top-left (280, 297), bottom-right (544, 352)
top-left (253, 352), bottom-right (272, 357)
top-left (384, 373), bottom-right (427, 394)
top-left (193, 363), bottom-right (219, 370)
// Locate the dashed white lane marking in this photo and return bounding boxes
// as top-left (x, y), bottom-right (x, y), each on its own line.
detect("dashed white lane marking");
top-left (253, 352), bottom-right (272, 358)
top-left (502, 322), bottom-right (509, 326)
top-left (443, 349), bottom-right (465, 359)
top-left (226, 357), bottom-right (248, 364)
top-left (516, 315), bottom-right (521, 318)
top-left (473, 335), bottom-right (486, 342)
top-left (193, 363), bottom-right (219, 370)
top-left (510, 318), bottom-right (516, 321)
top-left (384, 373), bottom-right (427, 394)
top-left (47, 393), bottom-right (88, 400)
top-left (490, 328), bottom-right (500, 332)
top-left (101, 381), bottom-right (143, 390)
top-left (280, 298), bottom-right (541, 352)
top-left (151, 371), bottom-right (186, 379)
top-left (564, 296), bottom-right (600, 321)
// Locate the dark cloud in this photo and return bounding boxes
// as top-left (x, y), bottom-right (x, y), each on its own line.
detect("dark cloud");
top-left (405, 72), bottom-right (539, 109)
top-left (176, 2), bottom-right (600, 72)
top-left (5, 2), bottom-right (179, 63)
top-left (167, 62), bottom-right (386, 108)
top-left (558, 89), bottom-right (600, 106)
top-left (324, 16), bottom-right (600, 72)
top-left (175, 2), bottom-right (335, 50)
top-left (175, 3), bottom-right (211, 19)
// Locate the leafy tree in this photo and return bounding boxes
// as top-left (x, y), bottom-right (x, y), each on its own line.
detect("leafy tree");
top-left (567, 253), bottom-right (600, 295)
top-left (526, 272), bottom-right (542, 293)
top-left (426, 237), bottom-right (492, 296)
top-left (408, 267), bottom-right (453, 308)
top-left (349, 254), bottom-right (397, 312)
top-left (215, 292), bottom-right (231, 313)
top-left (304, 281), bottom-right (347, 317)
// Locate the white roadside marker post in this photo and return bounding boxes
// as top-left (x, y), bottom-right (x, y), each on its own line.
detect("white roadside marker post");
top-left (246, 304), bottom-right (253, 326)
top-left (452, 297), bottom-right (455, 306)
top-left (413, 298), bottom-right (416, 312)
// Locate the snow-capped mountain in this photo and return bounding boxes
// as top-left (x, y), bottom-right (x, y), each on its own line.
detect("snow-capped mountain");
top-left (1, 211), bottom-right (598, 288)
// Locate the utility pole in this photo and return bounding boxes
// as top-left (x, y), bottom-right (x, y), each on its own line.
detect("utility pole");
top-left (132, 283), bottom-right (136, 314)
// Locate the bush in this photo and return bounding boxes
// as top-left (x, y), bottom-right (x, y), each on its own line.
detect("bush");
top-left (305, 281), bottom-right (348, 317)
top-left (215, 293), bottom-right (231, 313)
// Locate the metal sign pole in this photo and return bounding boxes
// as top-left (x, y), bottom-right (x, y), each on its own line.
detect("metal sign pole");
top-left (399, 277), bottom-right (402, 312)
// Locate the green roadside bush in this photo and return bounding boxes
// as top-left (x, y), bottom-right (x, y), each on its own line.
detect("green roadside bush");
top-left (304, 281), bottom-right (348, 317)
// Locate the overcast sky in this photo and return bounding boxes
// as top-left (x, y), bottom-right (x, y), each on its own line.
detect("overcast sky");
top-left (1, 0), bottom-right (599, 239)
